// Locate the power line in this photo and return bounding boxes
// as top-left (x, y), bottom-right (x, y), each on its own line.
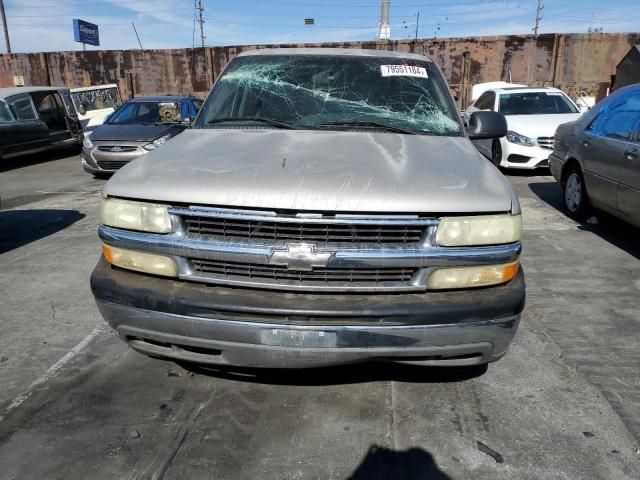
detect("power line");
top-left (10, 0), bottom-right (175, 7)
top-left (8, 8), bottom-right (191, 17)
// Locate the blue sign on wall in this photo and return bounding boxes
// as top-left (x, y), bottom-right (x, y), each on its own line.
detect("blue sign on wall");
top-left (73, 19), bottom-right (100, 46)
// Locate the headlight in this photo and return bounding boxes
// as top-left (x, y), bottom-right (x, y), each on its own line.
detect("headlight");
top-left (506, 131), bottom-right (534, 146)
top-left (100, 197), bottom-right (171, 233)
top-left (82, 136), bottom-right (94, 149)
top-left (428, 260), bottom-right (520, 290)
top-left (102, 244), bottom-right (178, 277)
top-left (436, 214), bottom-right (522, 246)
top-left (143, 134), bottom-right (171, 151)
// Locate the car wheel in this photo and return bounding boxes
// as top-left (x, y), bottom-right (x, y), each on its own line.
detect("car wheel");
top-left (491, 140), bottom-right (502, 167)
top-left (563, 164), bottom-right (590, 219)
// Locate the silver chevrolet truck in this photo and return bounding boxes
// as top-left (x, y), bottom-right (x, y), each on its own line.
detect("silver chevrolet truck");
top-left (91, 48), bottom-right (524, 369)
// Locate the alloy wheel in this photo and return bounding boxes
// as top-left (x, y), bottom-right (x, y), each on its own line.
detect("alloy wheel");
top-left (564, 172), bottom-right (582, 213)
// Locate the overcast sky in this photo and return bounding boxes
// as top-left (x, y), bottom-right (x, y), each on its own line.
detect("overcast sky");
top-left (2, 0), bottom-right (639, 53)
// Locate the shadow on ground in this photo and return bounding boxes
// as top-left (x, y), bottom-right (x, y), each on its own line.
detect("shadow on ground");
top-left (0, 146), bottom-right (81, 173)
top-left (178, 361), bottom-right (487, 386)
top-left (0, 209), bottom-right (85, 254)
top-left (346, 445), bottom-right (452, 480)
top-left (528, 180), bottom-right (640, 260)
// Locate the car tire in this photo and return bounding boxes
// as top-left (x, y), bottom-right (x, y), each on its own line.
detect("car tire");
top-left (491, 140), bottom-right (502, 167)
top-left (563, 164), bottom-right (590, 220)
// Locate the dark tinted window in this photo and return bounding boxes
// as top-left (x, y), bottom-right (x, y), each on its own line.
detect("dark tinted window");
top-left (196, 54), bottom-right (462, 136)
top-left (0, 101), bottom-right (14, 122)
top-left (499, 91), bottom-right (578, 115)
top-left (11, 98), bottom-right (37, 121)
top-left (587, 91), bottom-right (640, 141)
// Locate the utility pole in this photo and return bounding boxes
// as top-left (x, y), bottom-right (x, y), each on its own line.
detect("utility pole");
top-left (415, 11), bottom-right (420, 41)
top-left (378, 0), bottom-right (391, 41)
top-left (196, 0), bottom-right (205, 48)
top-left (0, 0), bottom-right (11, 54)
top-left (533, 0), bottom-right (543, 35)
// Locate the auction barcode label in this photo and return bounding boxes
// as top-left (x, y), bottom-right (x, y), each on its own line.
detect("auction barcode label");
top-left (380, 65), bottom-right (428, 78)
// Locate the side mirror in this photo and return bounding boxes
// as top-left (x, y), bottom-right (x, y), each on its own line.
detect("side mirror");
top-left (466, 111), bottom-right (507, 140)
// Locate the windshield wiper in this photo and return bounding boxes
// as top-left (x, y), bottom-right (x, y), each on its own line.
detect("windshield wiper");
top-left (206, 117), bottom-right (297, 129)
top-left (309, 120), bottom-right (416, 135)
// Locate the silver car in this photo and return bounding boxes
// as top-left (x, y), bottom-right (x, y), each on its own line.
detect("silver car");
top-left (92, 48), bottom-right (524, 370)
top-left (550, 84), bottom-right (640, 227)
top-left (81, 96), bottom-right (202, 176)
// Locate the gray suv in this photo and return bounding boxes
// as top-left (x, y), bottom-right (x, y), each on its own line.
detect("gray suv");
top-left (91, 48), bottom-right (524, 369)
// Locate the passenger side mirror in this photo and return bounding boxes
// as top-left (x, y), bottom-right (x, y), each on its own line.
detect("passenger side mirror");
top-left (466, 111), bottom-right (507, 140)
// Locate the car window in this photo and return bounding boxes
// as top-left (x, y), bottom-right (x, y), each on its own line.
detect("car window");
top-left (11, 98), bottom-right (38, 121)
top-left (475, 92), bottom-right (495, 111)
top-left (0, 101), bottom-right (15, 122)
top-left (587, 92), bottom-right (640, 141)
top-left (498, 91), bottom-right (578, 115)
top-left (59, 90), bottom-right (77, 115)
top-left (196, 54), bottom-right (463, 136)
top-left (107, 101), bottom-right (180, 124)
top-left (71, 87), bottom-right (120, 113)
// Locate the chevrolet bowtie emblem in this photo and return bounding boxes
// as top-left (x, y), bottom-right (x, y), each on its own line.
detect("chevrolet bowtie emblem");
top-left (269, 243), bottom-right (333, 271)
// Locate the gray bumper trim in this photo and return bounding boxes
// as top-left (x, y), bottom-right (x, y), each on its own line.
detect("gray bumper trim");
top-left (97, 299), bottom-right (520, 368)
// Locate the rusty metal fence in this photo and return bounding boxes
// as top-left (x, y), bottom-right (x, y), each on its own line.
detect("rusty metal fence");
top-left (1, 32), bottom-right (638, 108)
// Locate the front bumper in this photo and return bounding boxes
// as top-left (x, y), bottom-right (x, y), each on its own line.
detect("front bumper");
top-left (81, 144), bottom-right (147, 174)
top-left (91, 258), bottom-right (525, 368)
top-left (501, 140), bottom-right (553, 169)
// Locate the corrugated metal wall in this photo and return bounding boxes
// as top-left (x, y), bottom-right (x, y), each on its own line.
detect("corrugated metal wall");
top-left (1, 33), bottom-right (638, 107)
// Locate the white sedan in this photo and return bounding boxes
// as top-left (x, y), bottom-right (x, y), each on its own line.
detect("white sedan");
top-left (464, 87), bottom-right (582, 169)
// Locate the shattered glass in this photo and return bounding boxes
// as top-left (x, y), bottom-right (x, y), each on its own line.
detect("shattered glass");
top-left (197, 55), bottom-right (462, 136)
top-left (71, 87), bottom-right (120, 114)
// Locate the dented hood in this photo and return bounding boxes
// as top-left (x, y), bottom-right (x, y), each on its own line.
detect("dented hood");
top-left (104, 129), bottom-right (514, 213)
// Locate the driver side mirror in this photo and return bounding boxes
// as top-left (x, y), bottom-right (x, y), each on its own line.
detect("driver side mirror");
top-left (466, 111), bottom-right (507, 140)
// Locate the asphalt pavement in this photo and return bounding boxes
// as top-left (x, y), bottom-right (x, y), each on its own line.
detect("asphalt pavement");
top-left (0, 153), bottom-right (639, 479)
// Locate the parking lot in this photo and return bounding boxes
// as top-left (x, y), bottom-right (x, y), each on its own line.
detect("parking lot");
top-left (0, 152), bottom-right (639, 479)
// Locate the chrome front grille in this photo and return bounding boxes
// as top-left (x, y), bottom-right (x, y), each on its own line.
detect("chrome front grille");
top-left (176, 208), bottom-right (429, 247)
top-left (97, 160), bottom-right (129, 170)
top-left (182, 215), bottom-right (425, 246)
top-left (99, 206), bottom-right (521, 292)
top-left (97, 146), bottom-right (138, 152)
top-left (537, 136), bottom-right (554, 150)
top-left (190, 258), bottom-right (417, 288)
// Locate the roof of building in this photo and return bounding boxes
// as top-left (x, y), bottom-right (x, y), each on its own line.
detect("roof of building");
top-left (616, 44), bottom-right (640, 68)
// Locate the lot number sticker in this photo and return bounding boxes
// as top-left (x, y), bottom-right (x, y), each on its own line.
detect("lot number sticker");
top-left (381, 65), bottom-right (428, 78)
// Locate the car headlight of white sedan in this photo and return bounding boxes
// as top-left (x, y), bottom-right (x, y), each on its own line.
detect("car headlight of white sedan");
top-left (506, 131), bottom-right (534, 147)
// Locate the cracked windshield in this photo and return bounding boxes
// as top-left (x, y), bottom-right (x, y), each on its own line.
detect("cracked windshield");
top-left (196, 55), bottom-right (462, 135)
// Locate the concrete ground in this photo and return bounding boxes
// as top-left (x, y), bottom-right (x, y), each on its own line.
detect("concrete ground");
top-left (0, 153), bottom-right (639, 479)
